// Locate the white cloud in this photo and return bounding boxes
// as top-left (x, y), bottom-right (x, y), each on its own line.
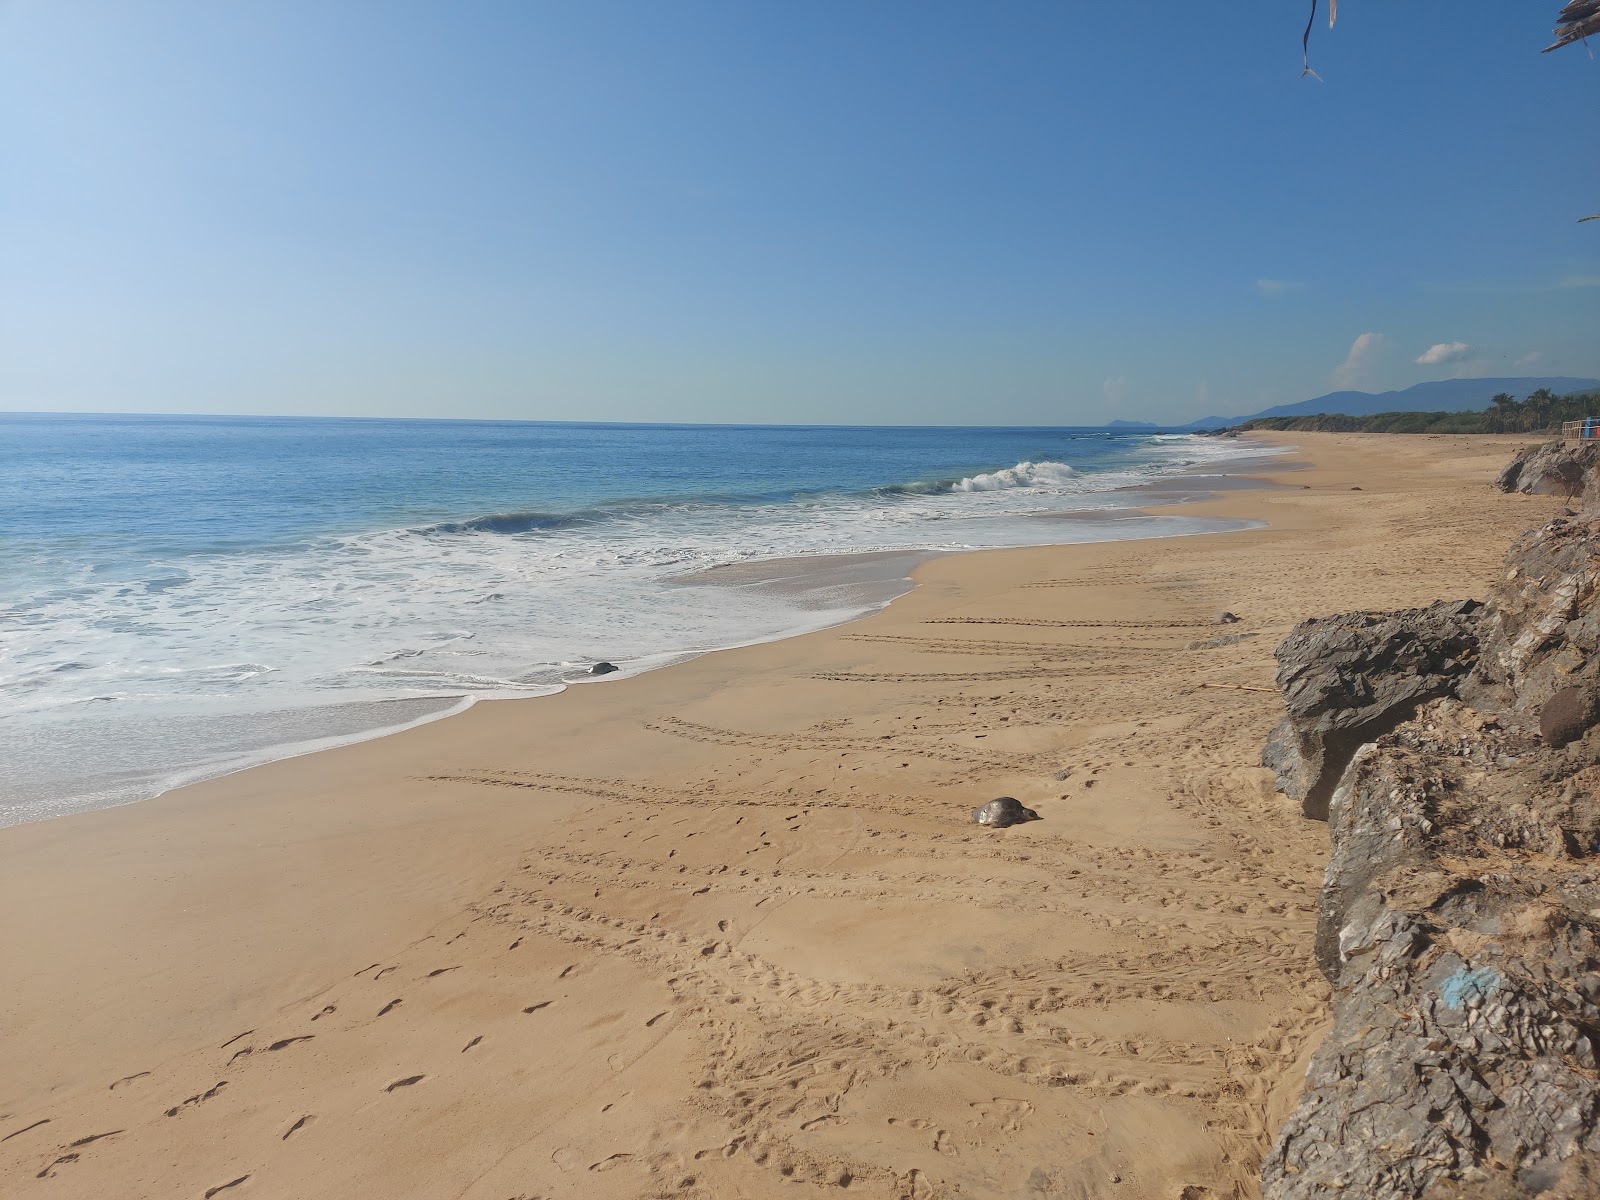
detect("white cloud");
top-left (1333, 331), bottom-right (1385, 389)
top-left (1516, 351), bottom-right (1543, 367)
top-left (1415, 341), bottom-right (1472, 366)
top-left (1256, 278), bottom-right (1304, 297)
top-left (1102, 376), bottom-right (1127, 408)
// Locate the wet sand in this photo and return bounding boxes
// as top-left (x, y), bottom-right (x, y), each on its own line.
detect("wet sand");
top-left (0, 432), bottom-right (1552, 1199)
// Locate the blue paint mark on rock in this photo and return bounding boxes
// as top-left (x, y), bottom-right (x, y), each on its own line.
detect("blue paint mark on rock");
top-left (1439, 966), bottom-right (1502, 1010)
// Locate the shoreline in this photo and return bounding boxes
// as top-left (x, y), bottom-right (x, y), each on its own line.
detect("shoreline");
top-left (4, 441), bottom-right (1277, 830)
top-left (0, 432), bottom-right (1550, 1199)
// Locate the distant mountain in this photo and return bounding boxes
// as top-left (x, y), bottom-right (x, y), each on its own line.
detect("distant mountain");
top-left (1176, 377), bottom-right (1600, 431)
top-left (1103, 419), bottom-right (1162, 430)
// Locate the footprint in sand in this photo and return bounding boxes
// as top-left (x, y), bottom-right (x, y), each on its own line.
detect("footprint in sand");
top-left (166, 1083), bottom-right (226, 1117)
top-left (384, 1075), bottom-right (425, 1093)
top-left (2, 1119), bottom-right (49, 1143)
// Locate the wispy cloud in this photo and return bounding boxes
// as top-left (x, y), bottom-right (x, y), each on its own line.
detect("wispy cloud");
top-left (1255, 278), bottom-right (1305, 298)
top-left (1516, 351), bottom-right (1543, 368)
top-left (1333, 331), bottom-right (1385, 389)
top-left (1102, 376), bottom-right (1128, 408)
top-left (1415, 341), bottom-right (1472, 366)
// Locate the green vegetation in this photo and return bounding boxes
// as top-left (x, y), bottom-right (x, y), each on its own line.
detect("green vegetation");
top-left (1227, 388), bottom-right (1600, 435)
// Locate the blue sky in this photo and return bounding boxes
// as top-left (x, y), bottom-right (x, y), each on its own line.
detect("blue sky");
top-left (2, 1), bottom-right (1596, 425)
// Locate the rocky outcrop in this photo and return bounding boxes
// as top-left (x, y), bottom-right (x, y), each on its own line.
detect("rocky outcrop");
top-left (1494, 441), bottom-right (1600, 499)
top-left (1262, 601), bottom-right (1482, 819)
top-left (1461, 516), bottom-right (1600, 731)
top-left (1262, 458), bottom-right (1600, 1197)
top-left (1263, 701), bottom-right (1600, 1198)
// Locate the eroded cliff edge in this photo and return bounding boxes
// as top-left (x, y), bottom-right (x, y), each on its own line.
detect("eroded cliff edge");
top-left (1262, 445), bottom-right (1600, 1199)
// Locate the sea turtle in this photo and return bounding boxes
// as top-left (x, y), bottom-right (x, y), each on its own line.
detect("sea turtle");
top-left (970, 797), bottom-right (1040, 828)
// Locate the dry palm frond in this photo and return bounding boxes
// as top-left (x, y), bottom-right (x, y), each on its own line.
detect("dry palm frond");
top-left (1302, 0), bottom-right (1339, 79)
top-left (1544, 0), bottom-right (1600, 52)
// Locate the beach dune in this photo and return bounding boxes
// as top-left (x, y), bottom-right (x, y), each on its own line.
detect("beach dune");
top-left (0, 434), bottom-right (1547, 1198)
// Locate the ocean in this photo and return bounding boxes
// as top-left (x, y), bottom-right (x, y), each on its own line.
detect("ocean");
top-left (0, 414), bottom-right (1270, 825)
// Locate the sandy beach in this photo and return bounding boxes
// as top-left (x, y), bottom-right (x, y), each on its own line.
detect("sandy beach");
top-left (0, 433), bottom-right (1554, 1199)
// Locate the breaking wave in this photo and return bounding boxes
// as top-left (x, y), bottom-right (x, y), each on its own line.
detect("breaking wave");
top-left (950, 460), bottom-right (1077, 492)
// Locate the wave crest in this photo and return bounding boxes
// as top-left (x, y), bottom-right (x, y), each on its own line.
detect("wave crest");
top-left (950, 460), bottom-right (1076, 492)
top-left (419, 510), bottom-right (589, 536)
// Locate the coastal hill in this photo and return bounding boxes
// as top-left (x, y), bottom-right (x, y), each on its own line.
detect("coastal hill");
top-left (1109, 377), bottom-right (1600, 431)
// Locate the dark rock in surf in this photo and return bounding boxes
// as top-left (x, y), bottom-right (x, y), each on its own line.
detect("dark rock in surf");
top-left (970, 797), bottom-right (1040, 828)
top-left (589, 662), bottom-right (619, 676)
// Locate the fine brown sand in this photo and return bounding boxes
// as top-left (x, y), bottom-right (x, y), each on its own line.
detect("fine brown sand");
top-left (0, 433), bottom-right (1554, 1199)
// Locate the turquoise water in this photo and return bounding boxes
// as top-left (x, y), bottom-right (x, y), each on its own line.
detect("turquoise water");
top-left (1, 414), bottom-right (1266, 823)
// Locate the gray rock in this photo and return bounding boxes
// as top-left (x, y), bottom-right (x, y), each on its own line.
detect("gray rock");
top-left (1541, 685), bottom-right (1600, 747)
top-left (1494, 440), bottom-right (1600, 500)
top-left (1462, 516), bottom-right (1600, 728)
top-left (1262, 702), bottom-right (1600, 1198)
top-left (589, 661), bottom-right (619, 676)
top-left (1262, 600), bottom-right (1483, 819)
top-left (970, 797), bottom-right (1039, 828)
top-left (1216, 611), bottom-right (1241, 624)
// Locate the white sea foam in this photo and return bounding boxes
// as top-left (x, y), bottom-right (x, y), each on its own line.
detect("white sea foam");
top-left (950, 460), bottom-right (1076, 491)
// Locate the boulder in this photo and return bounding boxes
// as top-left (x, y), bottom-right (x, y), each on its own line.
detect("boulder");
top-left (970, 797), bottom-right (1039, 828)
top-left (1541, 685), bottom-right (1600, 748)
top-left (1493, 440), bottom-right (1600, 501)
top-left (1262, 600), bottom-right (1483, 819)
top-left (589, 661), bottom-right (619, 676)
